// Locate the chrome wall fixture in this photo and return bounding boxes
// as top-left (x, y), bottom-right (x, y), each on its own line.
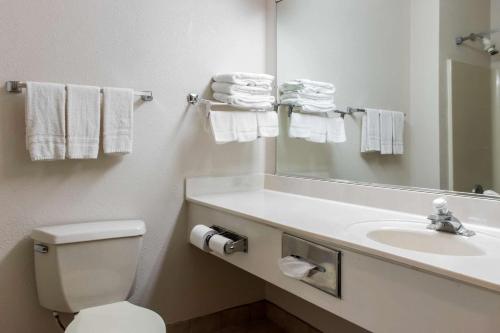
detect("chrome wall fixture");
top-left (5, 81), bottom-right (154, 101)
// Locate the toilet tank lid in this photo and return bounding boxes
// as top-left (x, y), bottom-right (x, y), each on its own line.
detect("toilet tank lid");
top-left (31, 220), bottom-right (146, 245)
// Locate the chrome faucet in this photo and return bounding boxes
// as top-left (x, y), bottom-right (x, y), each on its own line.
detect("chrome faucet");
top-left (427, 198), bottom-right (475, 237)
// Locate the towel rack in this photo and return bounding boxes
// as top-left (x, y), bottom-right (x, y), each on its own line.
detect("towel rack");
top-left (5, 81), bottom-right (154, 102)
top-left (187, 93), bottom-right (277, 112)
top-left (278, 104), bottom-right (362, 118)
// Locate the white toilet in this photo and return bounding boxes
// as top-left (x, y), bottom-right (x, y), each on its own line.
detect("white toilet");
top-left (31, 220), bottom-right (166, 333)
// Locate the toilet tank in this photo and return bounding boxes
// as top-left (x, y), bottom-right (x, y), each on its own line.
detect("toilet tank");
top-left (31, 220), bottom-right (146, 313)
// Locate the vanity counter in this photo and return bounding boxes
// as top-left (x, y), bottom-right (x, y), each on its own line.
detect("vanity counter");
top-left (186, 176), bottom-right (500, 294)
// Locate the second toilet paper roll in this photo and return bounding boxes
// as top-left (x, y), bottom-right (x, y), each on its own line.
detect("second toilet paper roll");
top-left (208, 234), bottom-right (232, 255)
top-left (190, 225), bottom-right (216, 251)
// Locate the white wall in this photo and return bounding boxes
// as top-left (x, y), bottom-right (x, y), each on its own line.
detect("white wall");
top-left (0, 1), bottom-right (272, 331)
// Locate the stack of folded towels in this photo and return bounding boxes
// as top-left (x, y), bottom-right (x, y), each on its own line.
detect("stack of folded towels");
top-left (207, 72), bottom-right (278, 144)
top-left (281, 79), bottom-right (345, 143)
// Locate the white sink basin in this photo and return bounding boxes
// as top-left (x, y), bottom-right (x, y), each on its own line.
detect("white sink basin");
top-left (346, 221), bottom-right (499, 257)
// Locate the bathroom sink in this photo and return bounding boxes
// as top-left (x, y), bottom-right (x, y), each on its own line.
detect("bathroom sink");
top-left (345, 221), bottom-right (500, 257)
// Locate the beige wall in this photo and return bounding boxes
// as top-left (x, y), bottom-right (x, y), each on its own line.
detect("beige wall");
top-left (0, 1), bottom-right (273, 331)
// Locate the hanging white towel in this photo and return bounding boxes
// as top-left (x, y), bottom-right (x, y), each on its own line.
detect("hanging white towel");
top-left (213, 92), bottom-right (275, 109)
top-left (234, 112), bottom-right (258, 142)
top-left (25, 81), bottom-right (66, 161)
top-left (392, 111), bottom-right (405, 155)
top-left (380, 110), bottom-right (393, 155)
top-left (211, 82), bottom-right (272, 95)
top-left (209, 111), bottom-right (237, 144)
top-left (213, 72), bottom-right (274, 88)
top-left (305, 115), bottom-right (327, 143)
top-left (326, 116), bottom-right (346, 143)
top-left (289, 112), bottom-right (311, 139)
top-left (66, 84), bottom-right (101, 159)
top-left (102, 87), bottom-right (134, 155)
top-left (257, 111), bottom-right (279, 138)
top-left (361, 109), bottom-right (381, 152)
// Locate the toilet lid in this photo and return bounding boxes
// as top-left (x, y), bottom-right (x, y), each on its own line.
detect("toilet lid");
top-left (65, 301), bottom-right (166, 333)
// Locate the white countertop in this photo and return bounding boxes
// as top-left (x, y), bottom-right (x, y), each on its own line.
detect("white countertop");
top-left (187, 188), bottom-right (500, 293)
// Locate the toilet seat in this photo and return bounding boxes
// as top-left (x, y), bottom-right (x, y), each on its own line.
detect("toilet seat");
top-left (65, 301), bottom-right (166, 333)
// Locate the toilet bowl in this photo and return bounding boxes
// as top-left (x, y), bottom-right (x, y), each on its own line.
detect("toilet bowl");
top-left (65, 302), bottom-right (165, 333)
top-left (31, 220), bottom-right (166, 332)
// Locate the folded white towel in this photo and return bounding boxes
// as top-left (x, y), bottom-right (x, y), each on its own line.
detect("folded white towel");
top-left (280, 92), bottom-right (335, 101)
top-left (211, 82), bottom-right (272, 96)
top-left (380, 110), bottom-right (393, 155)
top-left (102, 87), bottom-right (134, 154)
top-left (289, 112), bottom-right (311, 139)
top-left (305, 115), bottom-right (327, 143)
top-left (234, 112), bottom-right (258, 142)
top-left (213, 92), bottom-right (275, 110)
top-left (25, 81), bottom-right (66, 161)
top-left (66, 84), bottom-right (101, 159)
top-left (392, 111), bottom-right (404, 154)
top-left (213, 72), bottom-right (274, 88)
top-left (361, 109), bottom-right (381, 152)
top-left (326, 116), bottom-right (346, 143)
top-left (257, 111), bottom-right (279, 138)
top-left (209, 111), bottom-right (237, 144)
top-left (280, 79), bottom-right (336, 94)
top-left (280, 98), bottom-right (337, 113)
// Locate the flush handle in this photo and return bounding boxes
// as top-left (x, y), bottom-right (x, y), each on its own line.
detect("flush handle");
top-left (34, 243), bottom-right (48, 254)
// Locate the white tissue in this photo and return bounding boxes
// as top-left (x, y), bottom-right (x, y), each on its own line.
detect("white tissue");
top-left (278, 256), bottom-right (316, 279)
top-left (208, 234), bottom-right (232, 255)
top-left (189, 225), bottom-right (216, 251)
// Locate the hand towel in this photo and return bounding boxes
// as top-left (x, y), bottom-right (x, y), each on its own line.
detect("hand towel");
top-left (280, 98), bottom-right (337, 113)
top-left (289, 112), bottom-right (311, 139)
top-left (66, 84), bottom-right (101, 159)
top-left (25, 81), bottom-right (66, 161)
top-left (257, 111), bottom-right (279, 138)
top-left (209, 111), bottom-right (237, 144)
top-left (326, 116), bottom-right (346, 143)
top-left (380, 110), bottom-right (393, 154)
top-left (392, 111), bottom-right (404, 154)
top-left (280, 91), bottom-right (335, 101)
top-left (213, 92), bottom-right (275, 110)
top-left (102, 87), bottom-right (134, 154)
top-left (211, 82), bottom-right (272, 96)
top-left (361, 109), bottom-right (381, 152)
top-left (305, 115), bottom-right (327, 143)
top-left (213, 72), bottom-right (274, 88)
top-left (234, 112), bottom-right (258, 142)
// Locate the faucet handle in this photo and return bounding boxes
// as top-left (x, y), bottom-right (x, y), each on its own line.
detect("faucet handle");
top-left (433, 197), bottom-right (449, 215)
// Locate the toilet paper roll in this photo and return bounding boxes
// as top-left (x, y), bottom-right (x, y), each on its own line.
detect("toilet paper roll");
top-left (208, 234), bottom-right (232, 255)
top-left (190, 225), bottom-right (216, 251)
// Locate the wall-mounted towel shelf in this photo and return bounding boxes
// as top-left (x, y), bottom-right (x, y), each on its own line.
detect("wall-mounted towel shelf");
top-left (5, 81), bottom-right (154, 102)
top-left (279, 104), bottom-right (366, 118)
top-left (187, 93), bottom-right (276, 112)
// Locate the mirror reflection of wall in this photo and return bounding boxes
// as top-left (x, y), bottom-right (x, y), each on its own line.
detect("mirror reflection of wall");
top-left (276, 0), bottom-right (500, 197)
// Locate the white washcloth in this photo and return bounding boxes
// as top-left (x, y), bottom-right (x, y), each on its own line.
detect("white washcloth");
top-left (211, 82), bottom-right (272, 96)
top-left (257, 111), bottom-right (279, 138)
top-left (209, 111), bottom-right (237, 144)
top-left (280, 79), bottom-right (336, 94)
top-left (289, 113), bottom-right (311, 138)
top-left (234, 112), bottom-right (258, 142)
top-left (361, 109), bottom-right (381, 152)
top-left (25, 82), bottom-right (66, 161)
top-left (281, 92), bottom-right (335, 101)
top-left (213, 72), bottom-right (274, 88)
top-left (213, 92), bottom-right (275, 110)
top-left (66, 84), bottom-right (101, 159)
top-left (306, 115), bottom-right (327, 143)
top-left (392, 111), bottom-right (404, 154)
top-left (326, 116), bottom-right (346, 143)
top-left (380, 110), bottom-right (393, 155)
top-left (102, 87), bottom-right (134, 154)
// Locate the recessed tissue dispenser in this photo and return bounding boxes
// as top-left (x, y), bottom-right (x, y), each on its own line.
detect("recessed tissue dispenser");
top-left (281, 234), bottom-right (341, 298)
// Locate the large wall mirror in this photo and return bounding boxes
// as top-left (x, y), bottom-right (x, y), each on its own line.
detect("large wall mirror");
top-left (276, 0), bottom-right (500, 197)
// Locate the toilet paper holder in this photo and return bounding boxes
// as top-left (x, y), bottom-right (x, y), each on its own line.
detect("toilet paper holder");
top-left (211, 225), bottom-right (248, 254)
